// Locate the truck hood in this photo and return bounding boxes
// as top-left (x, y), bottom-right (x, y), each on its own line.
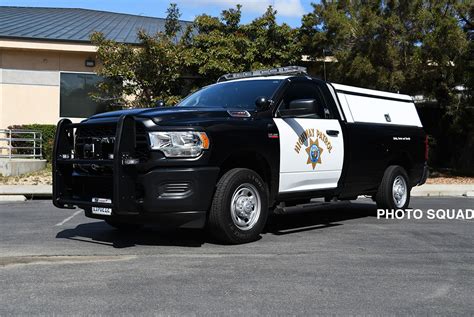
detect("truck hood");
top-left (85, 107), bottom-right (247, 126)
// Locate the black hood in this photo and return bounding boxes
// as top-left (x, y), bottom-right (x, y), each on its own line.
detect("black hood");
top-left (85, 107), bottom-right (248, 126)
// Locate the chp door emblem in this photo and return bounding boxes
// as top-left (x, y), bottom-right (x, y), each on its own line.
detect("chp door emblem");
top-left (294, 128), bottom-right (333, 170)
top-left (305, 138), bottom-right (323, 169)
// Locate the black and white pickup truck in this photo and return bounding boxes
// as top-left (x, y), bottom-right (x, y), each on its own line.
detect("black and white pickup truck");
top-left (53, 66), bottom-right (429, 244)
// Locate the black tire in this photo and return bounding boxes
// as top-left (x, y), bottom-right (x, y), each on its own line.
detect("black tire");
top-left (208, 168), bottom-right (269, 244)
top-left (376, 165), bottom-right (411, 209)
top-left (105, 220), bottom-right (142, 231)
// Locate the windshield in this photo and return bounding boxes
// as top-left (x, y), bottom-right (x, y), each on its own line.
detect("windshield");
top-left (177, 79), bottom-right (282, 110)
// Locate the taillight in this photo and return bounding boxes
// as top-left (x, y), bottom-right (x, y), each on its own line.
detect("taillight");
top-left (424, 135), bottom-right (429, 162)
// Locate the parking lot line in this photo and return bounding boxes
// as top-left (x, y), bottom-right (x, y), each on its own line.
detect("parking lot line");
top-left (55, 210), bottom-right (81, 226)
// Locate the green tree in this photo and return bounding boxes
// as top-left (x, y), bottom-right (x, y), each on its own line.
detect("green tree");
top-left (182, 5), bottom-right (254, 85)
top-left (165, 3), bottom-right (182, 39)
top-left (92, 3), bottom-right (303, 106)
top-left (90, 33), bottom-right (137, 108)
top-left (300, 1), bottom-right (423, 92)
top-left (300, 0), bottom-right (472, 173)
top-left (90, 3), bottom-right (187, 108)
top-left (91, 31), bottom-right (183, 108)
top-left (182, 5), bottom-right (302, 86)
top-left (244, 6), bottom-right (302, 69)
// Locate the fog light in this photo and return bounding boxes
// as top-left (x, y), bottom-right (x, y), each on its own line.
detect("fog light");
top-left (122, 157), bottom-right (139, 165)
top-left (108, 153), bottom-right (114, 160)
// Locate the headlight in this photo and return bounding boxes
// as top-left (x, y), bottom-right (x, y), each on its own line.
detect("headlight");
top-left (148, 131), bottom-right (210, 158)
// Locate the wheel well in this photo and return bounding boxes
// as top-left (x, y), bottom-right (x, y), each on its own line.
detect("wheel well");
top-left (387, 152), bottom-right (414, 180)
top-left (219, 152), bottom-right (272, 195)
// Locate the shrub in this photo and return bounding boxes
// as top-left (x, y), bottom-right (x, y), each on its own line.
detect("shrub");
top-left (7, 124), bottom-right (57, 162)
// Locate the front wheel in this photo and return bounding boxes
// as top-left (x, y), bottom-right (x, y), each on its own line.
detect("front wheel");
top-left (376, 165), bottom-right (411, 209)
top-left (208, 168), bottom-right (269, 244)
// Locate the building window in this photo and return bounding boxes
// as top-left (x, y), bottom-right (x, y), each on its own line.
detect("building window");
top-left (60, 72), bottom-right (105, 118)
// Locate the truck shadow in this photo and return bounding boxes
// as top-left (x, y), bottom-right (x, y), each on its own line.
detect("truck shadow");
top-left (264, 201), bottom-right (378, 235)
top-left (56, 223), bottom-right (206, 248)
top-left (55, 201), bottom-right (378, 248)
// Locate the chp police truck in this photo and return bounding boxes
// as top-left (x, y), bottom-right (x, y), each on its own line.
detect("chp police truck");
top-left (53, 66), bottom-right (429, 244)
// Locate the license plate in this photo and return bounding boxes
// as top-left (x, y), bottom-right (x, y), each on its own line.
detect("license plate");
top-left (91, 198), bottom-right (112, 216)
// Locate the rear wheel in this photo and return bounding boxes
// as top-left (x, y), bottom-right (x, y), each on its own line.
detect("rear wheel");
top-left (376, 165), bottom-right (411, 209)
top-left (208, 168), bottom-right (268, 244)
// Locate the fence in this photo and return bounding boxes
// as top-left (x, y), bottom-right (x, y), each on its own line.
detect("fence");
top-left (0, 129), bottom-right (43, 159)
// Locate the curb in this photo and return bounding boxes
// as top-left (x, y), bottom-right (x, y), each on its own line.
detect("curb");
top-left (0, 185), bottom-right (52, 198)
top-left (411, 185), bottom-right (474, 197)
top-left (0, 195), bottom-right (27, 202)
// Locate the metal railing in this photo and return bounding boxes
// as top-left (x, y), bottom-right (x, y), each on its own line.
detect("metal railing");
top-left (0, 129), bottom-right (43, 159)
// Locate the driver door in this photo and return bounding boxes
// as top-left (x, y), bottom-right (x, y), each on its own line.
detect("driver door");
top-left (273, 81), bottom-right (344, 193)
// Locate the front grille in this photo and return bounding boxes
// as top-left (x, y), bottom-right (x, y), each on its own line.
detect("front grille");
top-left (135, 124), bottom-right (150, 161)
top-left (75, 123), bottom-right (116, 160)
top-left (73, 121), bottom-right (150, 169)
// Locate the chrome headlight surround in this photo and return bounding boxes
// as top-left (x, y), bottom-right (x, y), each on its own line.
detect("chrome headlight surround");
top-left (148, 131), bottom-right (210, 158)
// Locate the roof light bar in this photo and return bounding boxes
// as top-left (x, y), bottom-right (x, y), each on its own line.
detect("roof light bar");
top-left (217, 66), bottom-right (308, 83)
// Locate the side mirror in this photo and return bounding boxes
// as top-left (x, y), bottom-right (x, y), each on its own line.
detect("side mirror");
top-left (279, 99), bottom-right (317, 117)
top-left (255, 96), bottom-right (272, 110)
top-left (155, 100), bottom-right (165, 107)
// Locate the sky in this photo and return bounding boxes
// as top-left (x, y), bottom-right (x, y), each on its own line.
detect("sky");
top-left (0, 0), bottom-right (316, 27)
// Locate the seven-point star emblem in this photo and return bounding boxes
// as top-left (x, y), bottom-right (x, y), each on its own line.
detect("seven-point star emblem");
top-left (305, 138), bottom-right (323, 169)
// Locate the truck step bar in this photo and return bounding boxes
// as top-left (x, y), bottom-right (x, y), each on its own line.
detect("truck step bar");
top-left (273, 200), bottom-right (336, 215)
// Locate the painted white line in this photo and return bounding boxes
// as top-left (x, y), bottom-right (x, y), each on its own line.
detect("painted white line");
top-left (55, 210), bottom-right (82, 226)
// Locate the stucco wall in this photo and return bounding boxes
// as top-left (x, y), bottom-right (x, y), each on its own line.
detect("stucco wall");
top-left (0, 60), bottom-right (2, 127)
top-left (0, 45), bottom-right (97, 128)
top-left (1, 49), bottom-right (96, 72)
top-left (1, 78), bottom-right (60, 127)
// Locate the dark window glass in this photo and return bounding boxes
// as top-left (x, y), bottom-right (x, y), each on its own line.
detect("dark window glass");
top-left (279, 82), bottom-right (332, 119)
top-left (60, 73), bottom-right (105, 118)
top-left (177, 79), bottom-right (282, 110)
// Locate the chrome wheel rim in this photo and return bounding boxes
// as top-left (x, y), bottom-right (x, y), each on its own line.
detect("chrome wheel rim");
top-left (392, 175), bottom-right (407, 208)
top-left (230, 183), bottom-right (261, 231)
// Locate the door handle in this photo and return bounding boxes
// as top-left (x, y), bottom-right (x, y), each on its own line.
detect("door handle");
top-left (326, 130), bottom-right (340, 137)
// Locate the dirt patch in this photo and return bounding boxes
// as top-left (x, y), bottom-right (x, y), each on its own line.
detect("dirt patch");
top-left (0, 164), bottom-right (52, 185)
top-left (426, 176), bottom-right (474, 185)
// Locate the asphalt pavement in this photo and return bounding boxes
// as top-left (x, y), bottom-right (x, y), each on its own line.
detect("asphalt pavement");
top-left (0, 197), bottom-right (472, 315)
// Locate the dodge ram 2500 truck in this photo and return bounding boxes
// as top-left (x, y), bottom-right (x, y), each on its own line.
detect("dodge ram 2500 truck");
top-left (53, 66), bottom-right (429, 244)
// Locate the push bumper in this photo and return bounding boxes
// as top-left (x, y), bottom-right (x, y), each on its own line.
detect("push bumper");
top-left (52, 116), bottom-right (219, 229)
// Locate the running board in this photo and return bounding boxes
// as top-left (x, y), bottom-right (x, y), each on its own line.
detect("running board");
top-left (273, 200), bottom-right (336, 215)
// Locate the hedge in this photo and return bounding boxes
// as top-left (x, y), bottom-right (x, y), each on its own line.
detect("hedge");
top-left (7, 124), bottom-right (57, 162)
